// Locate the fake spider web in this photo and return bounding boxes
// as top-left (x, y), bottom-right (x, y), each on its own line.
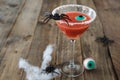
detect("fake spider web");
top-left (19, 45), bottom-right (60, 80)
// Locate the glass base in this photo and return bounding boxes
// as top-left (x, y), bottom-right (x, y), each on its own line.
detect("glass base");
top-left (60, 61), bottom-right (84, 77)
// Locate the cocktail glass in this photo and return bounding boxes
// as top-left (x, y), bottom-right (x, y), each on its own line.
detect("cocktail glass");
top-left (52, 4), bottom-right (96, 77)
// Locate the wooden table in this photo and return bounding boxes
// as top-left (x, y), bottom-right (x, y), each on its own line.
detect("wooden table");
top-left (0, 0), bottom-right (120, 80)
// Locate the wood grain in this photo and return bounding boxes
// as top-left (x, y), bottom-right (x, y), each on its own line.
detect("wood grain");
top-left (0, 0), bottom-right (26, 64)
top-left (25, 0), bottom-right (61, 80)
top-left (0, 0), bottom-right (119, 80)
top-left (77, 0), bottom-right (117, 80)
top-left (93, 0), bottom-right (120, 79)
top-left (0, 0), bottom-right (43, 80)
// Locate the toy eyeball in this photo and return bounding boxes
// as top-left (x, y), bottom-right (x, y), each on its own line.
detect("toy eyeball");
top-left (75, 15), bottom-right (86, 21)
top-left (83, 58), bottom-right (96, 70)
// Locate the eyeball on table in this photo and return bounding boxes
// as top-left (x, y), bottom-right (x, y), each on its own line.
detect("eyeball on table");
top-left (83, 58), bottom-right (96, 70)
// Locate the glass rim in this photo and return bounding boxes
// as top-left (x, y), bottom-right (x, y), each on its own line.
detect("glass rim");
top-left (52, 4), bottom-right (96, 25)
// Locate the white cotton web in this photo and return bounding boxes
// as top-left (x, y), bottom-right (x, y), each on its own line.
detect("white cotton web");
top-left (19, 45), bottom-right (60, 80)
top-left (41, 45), bottom-right (53, 69)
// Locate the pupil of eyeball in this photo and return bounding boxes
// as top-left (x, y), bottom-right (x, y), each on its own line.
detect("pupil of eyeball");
top-left (88, 63), bottom-right (92, 67)
top-left (87, 61), bottom-right (95, 69)
top-left (75, 15), bottom-right (86, 21)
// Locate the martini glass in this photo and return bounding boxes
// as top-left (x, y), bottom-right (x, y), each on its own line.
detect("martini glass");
top-left (52, 4), bottom-right (96, 77)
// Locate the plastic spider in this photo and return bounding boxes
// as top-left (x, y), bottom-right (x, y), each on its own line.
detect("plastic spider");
top-left (43, 65), bottom-right (60, 75)
top-left (43, 12), bottom-right (71, 25)
top-left (96, 36), bottom-right (114, 46)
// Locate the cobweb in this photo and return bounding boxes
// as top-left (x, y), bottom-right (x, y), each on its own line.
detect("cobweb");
top-left (19, 45), bottom-right (60, 80)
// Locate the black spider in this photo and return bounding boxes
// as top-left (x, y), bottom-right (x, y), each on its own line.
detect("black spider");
top-left (43, 65), bottom-right (60, 75)
top-left (43, 12), bottom-right (71, 25)
top-left (96, 36), bottom-right (114, 46)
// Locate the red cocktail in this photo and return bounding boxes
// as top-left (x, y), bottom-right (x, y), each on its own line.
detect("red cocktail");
top-left (56, 12), bottom-right (91, 39)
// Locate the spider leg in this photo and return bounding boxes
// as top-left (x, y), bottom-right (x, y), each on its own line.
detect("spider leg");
top-left (43, 17), bottom-right (51, 23)
top-left (51, 72), bottom-right (54, 76)
top-left (53, 71), bottom-right (60, 75)
top-left (61, 14), bottom-right (71, 21)
top-left (42, 69), bottom-right (45, 71)
top-left (64, 17), bottom-right (71, 21)
top-left (62, 19), bottom-right (70, 26)
top-left (61, 14), bottom-right (69, 18)
top-left (109, 40), bottom-right (114, 43)
top-left (66, 17), bottom-right (72, 21)
top-left (41, 69), bottom-right (46, 74)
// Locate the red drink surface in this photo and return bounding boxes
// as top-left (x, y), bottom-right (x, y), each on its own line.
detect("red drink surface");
top-left (56, 12), bottom-right (91, 39)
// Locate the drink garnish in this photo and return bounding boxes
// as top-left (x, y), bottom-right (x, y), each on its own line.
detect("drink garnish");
top-left (75, 15), bottom-right (86, 21)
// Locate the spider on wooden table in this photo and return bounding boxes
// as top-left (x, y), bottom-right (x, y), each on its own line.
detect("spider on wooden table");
top-left (42, 65), bottom-right (60, 75)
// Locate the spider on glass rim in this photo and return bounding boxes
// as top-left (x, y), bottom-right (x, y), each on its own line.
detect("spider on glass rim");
top-left (42, 65), bottom-right (60, 75)
top-left (42, 12), bottom-right (71, 25)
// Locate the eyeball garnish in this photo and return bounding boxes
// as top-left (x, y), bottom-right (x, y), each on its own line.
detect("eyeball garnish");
top-left (83, 58), bottom-right (96, 70)
top-left (75, 15), bottom-right (86, 21)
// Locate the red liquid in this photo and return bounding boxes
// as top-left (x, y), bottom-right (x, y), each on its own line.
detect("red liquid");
top-left (56, 12), bottom-right (91, 39)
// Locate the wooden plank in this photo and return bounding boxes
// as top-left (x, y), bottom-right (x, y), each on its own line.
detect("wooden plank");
top-left (0, 0), bottom-right (26, 79)
top-left (93, 0), bottom-right (120, 79)
top-left (0, 0), bottom-right (43, 80)
top-left (77, 0), bottom-right (117, 80)
top-left (25, 0), bottom-right (61, 80)
top-left (0, 0), bottom-right (26, 64)
top-left (25, 0), bottom-right (60, 67)
top-left (0, 0), bottom-right (26, 49)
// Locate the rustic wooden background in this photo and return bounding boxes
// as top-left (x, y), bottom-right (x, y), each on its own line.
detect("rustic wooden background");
top-left (0, 0), bottom-right (120, 80)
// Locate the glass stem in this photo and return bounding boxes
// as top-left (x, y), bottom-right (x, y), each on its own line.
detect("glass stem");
top-left (69, 39), bottom-right (76, 68)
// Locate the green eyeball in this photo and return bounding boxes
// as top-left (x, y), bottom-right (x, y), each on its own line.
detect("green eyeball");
top-left (83, 58), bottom-right (96, 70)
top-left (75, 15), bottom-right (86, 21)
